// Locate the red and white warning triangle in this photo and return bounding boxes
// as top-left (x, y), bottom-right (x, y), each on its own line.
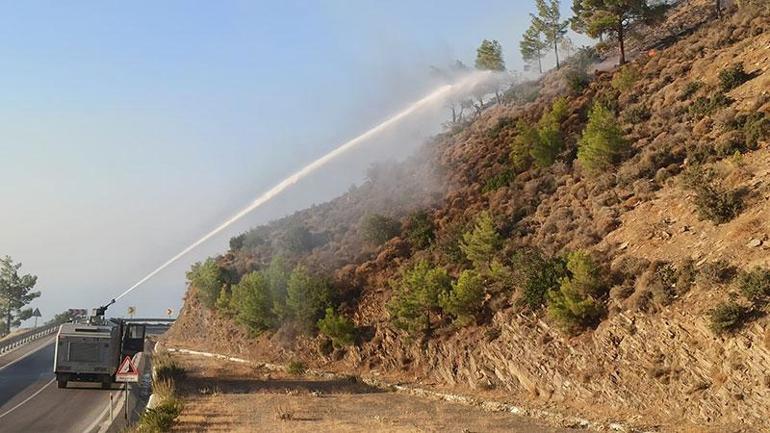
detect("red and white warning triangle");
top-left (115, 355), bottom-right (139, 382)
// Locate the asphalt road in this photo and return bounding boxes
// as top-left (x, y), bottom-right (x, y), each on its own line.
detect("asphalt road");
top-left (0, 337), bottom-right (126, 433)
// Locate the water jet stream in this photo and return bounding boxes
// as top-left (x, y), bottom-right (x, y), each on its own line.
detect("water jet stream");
top-left (113, 72), bottom-right (493, 303)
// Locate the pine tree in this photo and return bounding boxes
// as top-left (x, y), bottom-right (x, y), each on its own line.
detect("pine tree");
top-left (388, 260), bottom-right (451, 335)
top-left (459, 212), bottom-right (502, 270)
top-left (231, 271), bottom-right (275, 333)
top-left (0, 256), bottom-right (40, 336)
top-left (572, 0), bottom-right (667, 65)
top-left (577, 103), bottom-right (628, 174)
top-left (531, 0), bottom-right (569, 69)
top-left (475, 39), bottom-right (505, 71)
top-left (531, 97), bottom-right (569, 167)
top-left (520, 25), bottom-right (548, 74)
top-left (475, 39), bottom-right (506, 104)
top-left (547, 251), bottom-right (605, 332)
top-left (439, 270), bottom-right (485, 326)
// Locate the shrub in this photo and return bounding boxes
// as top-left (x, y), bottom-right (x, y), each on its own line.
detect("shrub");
top-left (459, 212), bottom-right (502, 270)
top-left (360, 213), bottom-right (401, 245)
top-left (697, 259), bottom-right (736, 286)
top-left (439, 270), bottom-right (485, 326)
top-left (682, 166), bottom-right (743, 224)
top-left (679, 81), bottom-right (703, 100)
top-left (741, 113), bottom-right (770, 148)
top-left (708, 301), bottom-right (749, 334)
top-left (486, 117), bottom-right (515, 139)
top-left (577, 104), bottom-right (628, 175)
top-left (563, 66), bottom-right (590, 93)
top-left (229, 234), bottom-right (246, 251)
top-left (530, 97), bottom-right (569, 167)
top-left (718, 64), bottom-right (751, 92)
top-left (547, 251), bottom-right (606, 332)
top-left (287, 360), bottom-right (306, 375)
top-left (736, 268), bottom-right (770, 305)
top-left (285, 266), bottom-right (333, 331)
top-left (405, 211), bottom-right (436, 249)
top-left (611, 65), bottom-right (640, 92)
top-left (317, 307), bottom-right (357, 347)
top-left (265, 256), bottom-right (291, 319)
top-left (511, 251), bottom-right (567, 310)
top-left (689, 93), bottom-right (733, 117)
top-left (283, 224), bottom-right (315, 253)
top-left (186, 258), bottom-right (225, 309)
top-left (137, 399), bottom-right (183, 432)
top-left (511, 120), bottom-right (538, 170)
top-left (623, 104), bottom-right (651, 124)
top-left (153, 353), bottom-right (186, 382)
top-left (388, 260), bottom-right (451, 335)
top-left (482, 169), bottom-right (515, 193)
top-left (231, 271), bottom-right (276, 333)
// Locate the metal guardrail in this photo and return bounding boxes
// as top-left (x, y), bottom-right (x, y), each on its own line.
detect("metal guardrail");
top-left (0, 323), bottom-right (59, 356)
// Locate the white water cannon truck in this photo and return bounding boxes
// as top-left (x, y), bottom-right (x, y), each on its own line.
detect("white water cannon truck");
top-left (53, 299), bottom-right (146, 389)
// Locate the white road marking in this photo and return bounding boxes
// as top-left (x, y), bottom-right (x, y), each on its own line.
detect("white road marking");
top-left (0, 337), bottom-right (55, 373)
top-left (86, 388), bottom-right (125, 433)
top-left (0, 377), bottom-right (56, 420)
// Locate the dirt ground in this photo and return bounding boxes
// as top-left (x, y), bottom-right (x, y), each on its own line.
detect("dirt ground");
top-left (168, 352), bottom-right (584, 433)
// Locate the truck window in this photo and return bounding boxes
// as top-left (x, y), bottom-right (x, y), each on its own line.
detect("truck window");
top-left (68, 342), bottom-right (102, 362)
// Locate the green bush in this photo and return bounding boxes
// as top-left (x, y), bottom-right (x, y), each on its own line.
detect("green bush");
top-left (387, 260), bottom-right (451, 335)
top-left (611, 65), bottom-right (640, 92)
top-left (486, 117), bottom-right (515, 139)
top-left (682, 166), bottom-right (743, 224)
top-left (530, 97), bottom-right (569, 167)
top-left (285, 266), bottom-right (332, 331)
top-left (741, 113), bottom-right (770, 148)
top-left (510, 120), bottom-right (538, 170)
top-left (231, 271), bottom-right (276, 333)
top-left (708, 301), bottom-right (749, 334)
top-left (186, 258), bottom-right (225, 309)
top-left (547, 251), bottom-right (605, 332)
top-left (512, 251), bottom-right (567, 310)
top-left (360, 213), bottom-right (401, 245)
top-left (317, 307), bottom-right (357, 347)
top-left (482, 169), bottom-right (515, 193)
top-left (459, 211), bottom-right (502, 270)
top-left (265, 256), bottom-right (291, 320)
top-left (563, 67), bottom-right (590, 93)
top-left (405, 211), bottom-right (435, 249)
top-left (283, 224), bottom-right (316, 253)
top-left (577, 103), bottom-right (628, 175)
top-left (287, 360), bottom-right (306, 375)
top-left (679, 81), bottom-right (703, 101)
top-left (154, 357), bottom-right (186, 382)
top-left (718, 64), bottom-right (752, 92)
top-left (737, 268), bottom-right (770, 305)
top-left (689, 93), bottom-right (733, 117)
top-left (439, 270), bottom-right (485, 326)
top-left (137, 399), bottom-right (183, 432)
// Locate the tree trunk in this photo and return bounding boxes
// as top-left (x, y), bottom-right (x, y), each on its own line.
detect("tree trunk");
top-left (618, 19), bottom-right (626, 65)
top-left (5, 308), bottom-right (11, 336)
top-left (554, 36), bottom-right (560, 70)
top-left (537, 48), bottom-right (543, 74)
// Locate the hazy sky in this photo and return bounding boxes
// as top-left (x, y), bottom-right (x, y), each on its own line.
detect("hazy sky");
top-left (0, 1), bottom-right (582, 323)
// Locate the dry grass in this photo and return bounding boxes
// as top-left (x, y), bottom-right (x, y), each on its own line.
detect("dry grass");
top-left (168, 353), bottom-right (581, 433)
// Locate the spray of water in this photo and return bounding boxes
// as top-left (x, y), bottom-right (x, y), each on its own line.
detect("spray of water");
top-left (112, 71), bottom-right (495, 303)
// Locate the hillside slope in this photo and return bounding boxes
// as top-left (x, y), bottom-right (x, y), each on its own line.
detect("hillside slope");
top-left (167, 3), bottom-right (770, 431)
